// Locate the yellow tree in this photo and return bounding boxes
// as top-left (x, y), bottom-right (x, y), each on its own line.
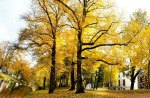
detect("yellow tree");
top-left (0, 41), bottom-right (32, 91)
top-left (122, 9), bottom-right (149, 90)
top-left (18, 0), bottom-right (64, 93)
top-left (0, 41), bottom-right (16, 74)
top-left (61, 31), bottom-right (77, 90)
top-left (31, 64), bottom-right (49, 89)
top-left (55, 0), bottom-right (141, 93)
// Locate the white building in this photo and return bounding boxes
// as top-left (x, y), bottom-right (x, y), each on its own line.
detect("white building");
top-left (118, 71), bottom-right (138, 90)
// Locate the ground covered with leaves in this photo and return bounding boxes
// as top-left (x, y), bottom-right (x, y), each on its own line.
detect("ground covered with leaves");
top-left (23, 88), bottom-right (150, 98)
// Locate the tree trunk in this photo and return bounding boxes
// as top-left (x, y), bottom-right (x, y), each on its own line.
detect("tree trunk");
top-left (96, 73), bottom-right (100, 89)
top-left (148, 60), bottom-right (150, 88)
top-left (130, 67), bottom-right (135, 90)
top-left (130, 77), bottom-right (135, 90)
top-left (59, 77), bottom-right (62, 87)
top-left (93, 71), bottom-right (97, 89)
top-left (43, 77), bottom-right (46, 90)
top-left (130, 67), bottom-right (141, 90)
top-left (49, 34), bottom-right (56, 93)
top-left (95, 71), bottom-right (98, 89)
top-left (76, 33), bottom-right (84, 93)
top-left (91, 74), bottom-right (93, 89)
top-left (70, 64), bottom-right (75, 90)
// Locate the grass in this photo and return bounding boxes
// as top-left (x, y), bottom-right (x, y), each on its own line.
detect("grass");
top-left (24, 89), bottom-right (115, 98)
top-left (2, 87), bottom-right (150, 98)
top-left (23, 88), bottom-right (150, 98)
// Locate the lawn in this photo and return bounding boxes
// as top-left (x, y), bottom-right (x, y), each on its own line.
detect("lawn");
top-left (23, 88), bottom-right (150, 98)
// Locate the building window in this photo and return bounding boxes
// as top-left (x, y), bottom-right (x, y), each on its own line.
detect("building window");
top-left (123, 79), bottom-right (125, 86)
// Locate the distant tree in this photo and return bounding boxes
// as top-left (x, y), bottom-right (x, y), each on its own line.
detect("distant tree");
top-left (0, 41), bottom-right (14, 73)
top-left (63, 56), bottom-right (76, 90)
top-left (124, 9), bottom-right (149, 90)
top-left (97, 65), bottom-right (104, 87)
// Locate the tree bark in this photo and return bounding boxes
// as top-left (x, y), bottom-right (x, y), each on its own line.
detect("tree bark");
top-left (69, 63), bottom-right (75, 90)
top-left (76, 33), bottom-right (84, 93)
top-left (130, 67), bottom-right (141, 90)
top-left (59, 77), bottom-right (62, 87)
top-left (130, 67), bottom-right (135, 90)
top-left (90, 74), bottom-right (94, 89)
top-left (130, 77), bottom-right (135, 90)
top-left (95, 71), bottom-right (98, 89)
top-left (148, 60), bottom-right (150, 88)
top-left (43, 77), bottom-right (46, 90)
top-left (49, 34), bottom-right (56, 93)
top-left (93, 76), bottom-right (97, 89)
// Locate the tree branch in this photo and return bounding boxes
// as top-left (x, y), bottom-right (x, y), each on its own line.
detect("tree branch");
top-left (81, 56), bottom-right (118, 65)
top-left (82, 22), bottom-right (117, 46)
top-left (82, 43), bottom-right (127, 52)
top-left (38, 0), bottom-right (54, 30)
top-left (134, 69), bottom-right (142, 78)
top-left (82, 26), bottom-right (143, 51)
top-left (24, 40), bottom-right (51, 50)
top-left (96, 59), bottom-right (119, 65)
top-left (56, 0), bottom-right (78, 22)
top-left (83, 22), bottom-right (97, 29)
top-left (91, 22), bottom-right (117, 42)
top-left (39, 32), bottom-right (53, 39)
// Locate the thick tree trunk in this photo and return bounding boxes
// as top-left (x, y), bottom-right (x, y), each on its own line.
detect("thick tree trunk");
top-left (130, 67), bottom-right (135, 90)
top-left (130, 78), bottom-right (135, 90)
top-left (70, 64), bottom-right (75, 90)
top-left (130, 67), bottom-right (141, 90)
top-left (49, 35), bottom-right (56, 93)
top-left (76, 33), bottom-right (84, 93)
top-left (43, 77), bottom-right (46, 90)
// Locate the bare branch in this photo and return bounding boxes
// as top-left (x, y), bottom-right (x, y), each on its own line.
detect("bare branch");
top-left (56, 0), bottom-right (78, 22)
top-left (38, 0), bottom-right (54, 29)
top-left (39, 32), bottom-right (53, 39)
top-left (96, 59), bottom-right (119, 65)
top-left (82, 22), bottom-right (118, 46)
top-left (134, 69), bottom-right (142, 78)
top-left (60, 24), bottom-right (78, 31)
top-left (83, 22), bottom-right (97, 29)
top-left (82, 26), bottom-right (143, 51)
top-left (78, 0), bottom-right (83, 6)
top-left (24, 40), bottom-right (52, 50)
top-left (82, 43), bottom-right (127, 51)
top-left (81, 55), bottom-right (119, 65)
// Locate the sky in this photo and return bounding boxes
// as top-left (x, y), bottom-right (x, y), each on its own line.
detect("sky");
top-left (0, 0), bottom-right (31, 42)
top-left (114, 0), bottom-right (150, 20)
top-left (0, 0), bottom-right (150, 42)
